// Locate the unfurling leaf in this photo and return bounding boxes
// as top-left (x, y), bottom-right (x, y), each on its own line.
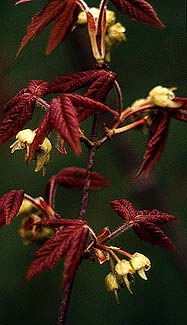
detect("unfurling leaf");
top-left (0, 190), bottom-right (25, 226)
top-left (26, 220), bottom-right (89, 290)
top-left (16, 0), bottom-right (79, 56)
top-left (49, 95), bottom-right (81, 155)
top-left (110, 0), bottom-right (164, 28)
top-left (136, 112), bottom-right (170, 177)
top-left (111, 199), bottom-right (177, 249)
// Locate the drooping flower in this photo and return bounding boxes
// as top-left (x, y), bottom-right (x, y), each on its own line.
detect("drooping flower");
top-left (130, 252), bottom-right (151, 280)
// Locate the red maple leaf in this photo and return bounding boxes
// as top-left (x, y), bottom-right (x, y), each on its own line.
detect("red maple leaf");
top-left (45, 167), bottom-right (110, 207)
top-left (0, 190), bottom-right (24, 226)
top-left (110, 0), bottom-right (164, 28)
top-left (136, 111), bottom-right (170, 177)
top-left (16, 0), bottom-right (79, 56)
top-left (26, 219), bottom-right (89, 290)
top-left (111, 199), bottom-right (177, 249)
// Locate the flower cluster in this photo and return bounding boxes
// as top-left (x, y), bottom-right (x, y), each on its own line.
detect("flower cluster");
top-left (105, 253), bottom-right (151, 301)
top-left (10, 129), bottom-right (52, 174)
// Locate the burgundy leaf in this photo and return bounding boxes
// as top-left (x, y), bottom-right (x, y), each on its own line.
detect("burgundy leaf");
top-left (136, 111), bottom-right (170, 177)
top-left (0, 93), bottom-right (36, 144)
top-left (27, 80), bottom-right (49, 97)
top-left (62, 225), bottom-right (89, 290)
top-left (48, 69), bottom-right (116, 95)
top-left (84, 70), bottom-right (116, 103)
top-left (132, 221), bottom-right (175, 249)
top-left (46, 2), bottom-right (79, 54)
top-left (135, 209), bottom-right (177, 225)
top-left (110, 0), bottom-right (164, 28)
top-left (26, 221), bottom-right (89, 291)
top-left (27, 112), bottom-right (52, 165)
top-left (111, 199), bottom-right (136, 221)
top-left (49, 95), bottom-right (81, 155)
top-left (3, 88), bottom-right (27, 113)
top-left (67, 93), bottom-right (117, 122)
top-left (17, 0), bottom-right (78, 56)
top-left (55, 167), bottom-right (110, 189)
top-left (0, 190), bottom-right (24, 225)
top-left (44, 167), bottom-right (110, 206)
top-left (111, 199), bottom-right (177, 249)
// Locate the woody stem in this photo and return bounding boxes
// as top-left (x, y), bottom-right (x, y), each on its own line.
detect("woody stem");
top-left (79, 112), bottom-right (100, 220)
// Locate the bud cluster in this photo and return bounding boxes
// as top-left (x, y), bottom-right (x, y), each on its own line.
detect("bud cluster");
top-left (105, 253), bottom-right (151, 300)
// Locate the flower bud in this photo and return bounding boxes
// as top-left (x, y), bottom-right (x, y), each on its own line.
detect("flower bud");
top-left (130, 252), bottom-right (151, 280)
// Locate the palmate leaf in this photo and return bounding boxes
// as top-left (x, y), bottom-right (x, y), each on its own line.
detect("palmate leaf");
top-left (45, 167), bottom-right (110, 207)
top-left (26, 219), bottom-right (89, 290)
top-left (16, 0), bottom-right (79, 56)
top-left (110, 0), bottom-right (164, 28)
top-left (1, 80), bottom-right (49, 145)
top-left (136, 111), bottom-right (170, 177)
top-left (0, 190), bottom-right (24, 226)
top-left (111, 199), bottom-right (177, 249)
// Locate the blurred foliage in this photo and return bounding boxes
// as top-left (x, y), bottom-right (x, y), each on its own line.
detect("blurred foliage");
top-left (0, 1), bottom-right (186, 324)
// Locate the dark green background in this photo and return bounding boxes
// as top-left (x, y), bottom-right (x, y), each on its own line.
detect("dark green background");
top-left (0, 1), bottom-right (186, 324)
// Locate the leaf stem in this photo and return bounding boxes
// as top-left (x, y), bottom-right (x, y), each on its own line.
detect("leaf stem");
top-left (101, 222), bottom-right (132, 244)
top-left (36, 97), bottom-right (50, 110)
top-left (114, 80), bottom-right (123, 115)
